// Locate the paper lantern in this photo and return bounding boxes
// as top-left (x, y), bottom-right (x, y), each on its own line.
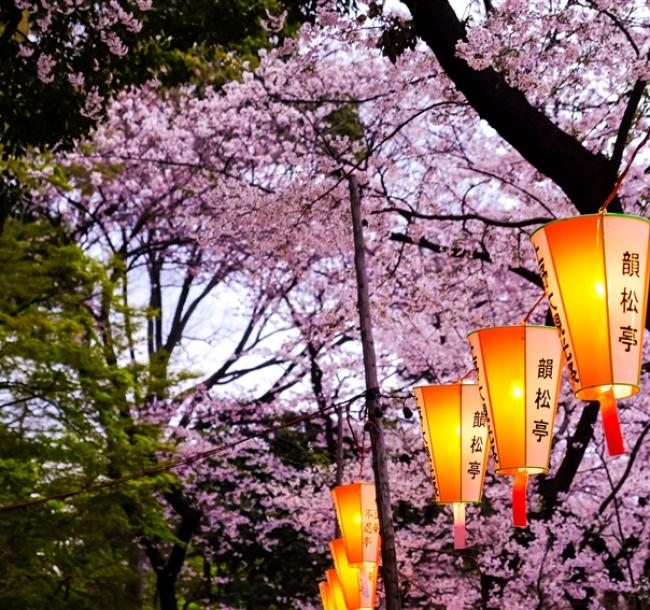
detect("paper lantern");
top-left (331, 482), bottom-right (380, 566)
top-left (319, 581), bottom-right (335, 610)
top-left (330, 538), bottom-right (378, 610)
top-left (412, 383), bottom-right (489, 548)
top-left (325, 569), bottom-right (348, 610)
top-left (468, 325), bottom-right (563, 526)
top-left (531, 213), bottom-right (650, 456)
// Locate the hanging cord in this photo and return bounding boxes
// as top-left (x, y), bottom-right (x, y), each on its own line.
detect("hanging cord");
top-left (357, 387), bottom-right (376, 480)
top-left (456, 369), bottom-right (474, 383)
top-left (0, 391), bottom-right (368, 513)
top-left (521, 291), bottom-right (547, 325)
top-left (598, 130), bottom-right (650, 213)
top-left (358, 424), bottom-right (366, 480)
top-left (359, 419), bottom-right (380, 481)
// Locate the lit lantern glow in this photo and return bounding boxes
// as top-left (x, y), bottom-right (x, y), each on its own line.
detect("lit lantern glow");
top-left (331, 483), bottom-right (380, 566)
top-left (531, 214), bottom-right (650, 456)
top-left (330, 538), bottom-right (378, 610)
top-left (325, 569), bottom-right (348, 610)
top-left (319, 581), bottom-right (335, 610)
top-left (412, 383), bottom-right (489, 548)
top-left (468, 325), bottom-right (563, 526)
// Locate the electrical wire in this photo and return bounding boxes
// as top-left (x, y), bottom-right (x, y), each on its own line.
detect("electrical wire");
top-left (0, 391), bottom-right (368, 513)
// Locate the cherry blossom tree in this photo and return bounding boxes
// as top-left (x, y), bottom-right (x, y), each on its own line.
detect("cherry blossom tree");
top-left (8, 0), bottom-right (650, 609)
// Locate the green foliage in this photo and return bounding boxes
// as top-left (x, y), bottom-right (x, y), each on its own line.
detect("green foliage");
top-left (269, 416), bottom-right (333, 469)
top-left (205, 523), bottom-right (329, 609)
top-left (0, 218), bottom-right (172, 609)
top-left (126, 0), bottom-right (305, 90)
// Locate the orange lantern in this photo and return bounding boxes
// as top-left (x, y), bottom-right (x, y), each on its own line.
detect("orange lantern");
top-left (325, 569), bottom-right (348, 610)
top-left (531, 213), bottom-right (650, 456)
top-left (319, 581), bottom-right (335, 610)
top-left (331, 482), bottom-right (380, 566)
top-left (330, 538), bottom-right (378, 610)
top-left (412, 383), bottom-right (489, 548)
top-left (468, 325), bottom-right (563, 526)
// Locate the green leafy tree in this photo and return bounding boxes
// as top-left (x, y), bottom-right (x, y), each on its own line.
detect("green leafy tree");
top-left (0, 218), bottom-right (172, 609)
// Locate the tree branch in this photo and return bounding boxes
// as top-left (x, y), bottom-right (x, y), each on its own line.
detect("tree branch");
top-left (399, 0), bottom-right (618, 214)
top-left (611, 79), bottom-right (646, 171)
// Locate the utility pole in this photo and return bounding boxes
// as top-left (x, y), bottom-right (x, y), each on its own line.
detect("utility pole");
top-left (348, 174), bottom-right (402, 610)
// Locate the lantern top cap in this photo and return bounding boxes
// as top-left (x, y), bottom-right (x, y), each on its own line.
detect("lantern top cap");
top-left (467, 324), bottom-right (557, 338)
top-left (412, 382), bottom-right (477, 391)
top-left (530, 212), bottom-right (650, 238)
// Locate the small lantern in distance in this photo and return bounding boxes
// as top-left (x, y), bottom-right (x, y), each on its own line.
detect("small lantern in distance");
top-left (468, 325), bottom-right (563, 526)
top-left (330, 538), bottom-right (378, 610)
top-left (531, 213), bottom-right (650, 456)
top-left (319, 581), bottom-right (334, 610)
top-left (412, 383), bottom-right (489, 548)
top-left (331, 482), bottom-right (380, 566)
top-left (320, 577), bottom-right (347, 610)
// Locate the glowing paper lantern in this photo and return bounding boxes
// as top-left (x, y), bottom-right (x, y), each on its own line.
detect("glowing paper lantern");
top-left (531, 213), bottom-right (650, 456)
top-left (330, 538), bottom-right (378, 610)
top-left (412, 383), bottom-right (489, 548)
top-left (319, 581), bottom-right (335, 610)
top-left (331, 482), bottom-right (380, 566)
top-left (325, 569), bottom-right (348, 610)
top-left (468, 325), bottom-right (563, 526)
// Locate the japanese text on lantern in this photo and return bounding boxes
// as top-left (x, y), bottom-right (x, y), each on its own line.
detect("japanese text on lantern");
top-left (618, 251), bottom-right (640, 352)
top-left (525, 330), bottom-right (562, 466)
top-left (467, 408), bottom-right (485, 479)
top-left (530, 357), bottom-right (554, 443)
top-left (534, 244), bottom-right (579, 385)
top-left (471, 352), bottom-right (499, 465)
top-left (362, 510), bottom-right (379, 547)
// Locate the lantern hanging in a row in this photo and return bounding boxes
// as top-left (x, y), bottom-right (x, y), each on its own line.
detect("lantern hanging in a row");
top-left (324, 569), bottom-right (347, 610)
top-left (331, 482), bottom-right (380, 566)
top-left (413, 383), bottom-right (489, 548)
top-left (531, 213), bottom-right (650, 456)
top-left (468, 325), bottom-right (563, 526)
top-left (330, 538), bottom-right (378, 610)
top-left (319, 580), bottom-right (340, 610)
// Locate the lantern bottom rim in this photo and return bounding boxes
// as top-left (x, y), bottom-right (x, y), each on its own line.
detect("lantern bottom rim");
top-left (496, 466), bottom-right (547, 476)
top-left (575, 383), bottom-right (638, 401)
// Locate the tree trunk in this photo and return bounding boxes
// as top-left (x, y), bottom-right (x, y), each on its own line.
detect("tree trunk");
top-left (349, 174), bottom-right (402, 610)
top-left (400, 0), bottom-right (620, 215)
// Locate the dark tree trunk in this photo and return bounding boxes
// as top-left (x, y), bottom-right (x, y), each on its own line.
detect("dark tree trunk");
top-left (400, 0), bottom-right (621, 214)
top-left (349, 175), bottom-right (402, 610)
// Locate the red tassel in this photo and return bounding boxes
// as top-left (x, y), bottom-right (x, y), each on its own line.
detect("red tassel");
top-left (512, 470), bottom-right (528, 527)
top-left (600, 390), bottom-right (625, 456)
top-left (453, 502), bottom-right (466, 549)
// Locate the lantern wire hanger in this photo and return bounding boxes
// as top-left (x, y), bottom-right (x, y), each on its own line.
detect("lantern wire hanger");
top-left (521, 292), bottom-right (547, 325)
top-left (598, 129), bottom-right (650, 214)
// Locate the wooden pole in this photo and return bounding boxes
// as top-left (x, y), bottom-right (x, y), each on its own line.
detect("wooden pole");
top-left (348, 174), bottom-right (402, 610)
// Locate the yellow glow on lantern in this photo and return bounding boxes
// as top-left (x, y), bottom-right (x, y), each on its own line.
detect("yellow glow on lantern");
top-left (319, 581), bottom-right (336, 610)
top-left (325, 569), bottom-right (348, 610)
top-left (330, 538), bottom-right (377, 610)
top-left (468, 325), bottom-right (564, 526)
top-left (531, 213), bottom-right (650, 456)
top-left (413, 383), bottom-right (489, 547)
top-left (331, 483), bottom-right (380, 567)
top-left (468, 325), bottom-right (562, 476)
top-left (412, 384), bottom-right (488, 504)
